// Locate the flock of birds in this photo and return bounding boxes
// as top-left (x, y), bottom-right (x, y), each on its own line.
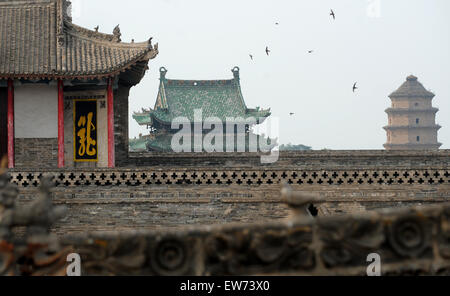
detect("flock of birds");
top-left (249, 9), bottom-right (357, 116)
top-left (94, 9), bottom-right (357, 118)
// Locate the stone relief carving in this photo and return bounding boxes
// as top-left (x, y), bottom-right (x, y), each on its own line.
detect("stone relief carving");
top-left (0, 164), bottom-right (70, 276)
top-left (387, 215), bottom-right (432, 259)
top-left (439, 208), bottom-right (450, 259)
top-left (70, 195), bottom-right (449, 276)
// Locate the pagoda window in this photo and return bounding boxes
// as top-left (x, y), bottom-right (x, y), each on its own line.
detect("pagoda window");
top-left (416, 118), bottom-right (420, 125)
top-left (417, 136), bottom-right (420, 142)
top-left (415, 103), bottom-right (419, 107)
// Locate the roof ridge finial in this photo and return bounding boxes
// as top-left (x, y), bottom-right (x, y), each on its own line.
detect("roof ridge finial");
top-left (160, 67), bottom-right (168, 79)
top-left (407, 74), bottom-right (418, 81)
top-left (231, 66), bottom-right (240, 80)
top-left (57, 0), bottom-right (71, 46)
top-left (62, 0), bottom-right (73, 21)
top-left (147, 37), bottom-right (153, 49)
top-left (113, 24), bottom-right (121, 42)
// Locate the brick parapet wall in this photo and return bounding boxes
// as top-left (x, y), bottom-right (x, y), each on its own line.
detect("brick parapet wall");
top-left (9, 150), bottom-right (450, 234)
top-left (126, 150), bottom-right (450, 169)
top-left (13, 177), bottom-right (450, 235)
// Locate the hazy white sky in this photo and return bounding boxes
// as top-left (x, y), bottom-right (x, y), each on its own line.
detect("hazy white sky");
top-left (72, 0), bottom-right (449, 150)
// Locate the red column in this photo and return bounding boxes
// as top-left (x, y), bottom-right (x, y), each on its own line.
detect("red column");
top-left (57, 80), bottom-right (64, 168)
top-left (7, 79), bottom-right (14, 168)
top-left (107, 78), bottom-right (115, 168)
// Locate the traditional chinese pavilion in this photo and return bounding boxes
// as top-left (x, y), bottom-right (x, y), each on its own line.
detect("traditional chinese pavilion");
top-left (133, 67), bottom-right (273, 152)
top-left (0, 0), bottom-right (158, 168)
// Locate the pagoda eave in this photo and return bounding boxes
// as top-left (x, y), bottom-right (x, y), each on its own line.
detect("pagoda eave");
top-left (384, 143), bottom-right (442, 150)
top-left (385, 108), bottom-right (439, 114)
top-left (383, 125), bottom-right (442, 131)
top-left (388, 94), bottom-right (435, 99)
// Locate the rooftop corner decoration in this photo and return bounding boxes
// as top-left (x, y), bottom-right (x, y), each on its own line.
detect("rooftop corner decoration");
top-left (133, 66), bottom-right (273, 152)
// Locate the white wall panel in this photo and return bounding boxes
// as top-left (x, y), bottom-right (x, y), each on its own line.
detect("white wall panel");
top-left (15, 84), bottom-right (58, 138)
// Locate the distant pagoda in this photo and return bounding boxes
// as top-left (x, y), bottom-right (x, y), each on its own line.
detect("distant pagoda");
top-left (133, 67), bottom-right (273, 152)
top-left (384, 75), bottom-right (442, 150)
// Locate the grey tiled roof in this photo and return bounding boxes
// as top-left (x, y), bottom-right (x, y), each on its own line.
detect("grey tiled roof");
top-left (0, 0), bottom-right (158, 80)
top-left (389, 75), bottom-right (435, 98)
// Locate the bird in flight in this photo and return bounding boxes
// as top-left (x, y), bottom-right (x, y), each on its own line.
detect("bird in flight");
top-left (266, 46), bottom-right (271, 56)
top-left (308, 50), bottom-right (314, 54)
top-left (275, 22), bottom-right (279, 25)
top-left (290, 113), bottom-right (295, 116)
top-left (353, 82), bottom-right (358, 93)
top-left (249, 54), bottom-right (254, 60)
top-left (330, 9), bottom-right (336, 20)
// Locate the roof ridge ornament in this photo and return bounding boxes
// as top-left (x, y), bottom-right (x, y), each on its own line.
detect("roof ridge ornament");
top-left (113, 24), bottom-right (121, 43)
top-left (57, 0), bottom-right (68, 46)
top-left (231, 66), bottom-right (240, 80)
top-left (63, 0), bottom-right (73, 22)
top-left (407, 74), bottom-right (418, 82)
top-left (148, 37), bottom-right (153, 50)
top-left (160, 67), bottom-right (168, 79)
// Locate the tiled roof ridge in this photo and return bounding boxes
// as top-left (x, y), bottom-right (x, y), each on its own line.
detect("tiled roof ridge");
top-left (164, 78), bottom-right (235, 85)
top-left (160, 66), bottom-right (241, 85)
top-left (67, 23), bottom-right (154, 49)
top-left (0, 0), bottom-right (52, 7)
top-left (68, 23), bottom-right (122, 44)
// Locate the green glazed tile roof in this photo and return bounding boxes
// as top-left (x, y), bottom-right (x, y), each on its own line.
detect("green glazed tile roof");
top-left (132, 112), bottom-right (152, 126)
top-left (129, 137), bottom-right (149, 151)
top-left (146, 134), bottom-right (174, 152)
top-left (137, 67), bottom-right (270, 126)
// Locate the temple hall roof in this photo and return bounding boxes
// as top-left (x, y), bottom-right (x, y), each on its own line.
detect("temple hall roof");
top-left (133, 66), bottom-right (271, 126)
top-left (0, 0), bottom-right (158, 81)
top-left (389, 75), bottom-right (435, 98)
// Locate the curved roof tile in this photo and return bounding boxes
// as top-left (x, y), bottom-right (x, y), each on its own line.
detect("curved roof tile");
top-left (0, 0), bottom-right (158, 80)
